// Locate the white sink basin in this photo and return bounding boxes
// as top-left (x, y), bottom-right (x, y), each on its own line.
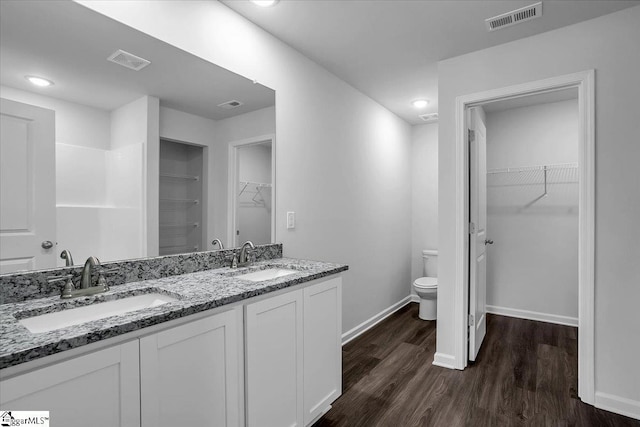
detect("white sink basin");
top-left (19, 293), bottom-right (177, 333)
top-left (236, 268), bottom-right (297, 282)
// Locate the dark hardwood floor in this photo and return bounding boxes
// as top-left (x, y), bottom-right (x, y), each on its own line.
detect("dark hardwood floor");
top-left (313, 303), bottom-right (639, 427)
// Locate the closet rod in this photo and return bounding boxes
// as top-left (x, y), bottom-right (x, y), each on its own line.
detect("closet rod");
top-left (487, 162), bottom-right (577, 175)
top-left (239, 181), bottom-right (272, 187)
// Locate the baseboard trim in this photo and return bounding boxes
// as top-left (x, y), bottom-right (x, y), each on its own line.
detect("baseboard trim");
top-left (341, 295), bottom-right (414, 346)
top-left (595, 392), bottom-right (640, 420)
top-left (433, 352), bottom-right (457, 370)
top-left (409, 294), bottom-right (420, 303)
top-left (486, 305), bottom-right (578, 327)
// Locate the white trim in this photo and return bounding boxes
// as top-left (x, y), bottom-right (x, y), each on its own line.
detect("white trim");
top-left (432, 352), bottom-right (457, 370)
top-left (595, 392), bottom-right (640, 421)
top-left (453, 70), bottom-right (595, 403)
top-left (486, 305), bottom-right (578, 327)
top-left (341, 296), bottom-right (414, 346)
top-left (227, 134), bottom-right (276, 248)
top-left (409, 294), bottom-right (420, 303)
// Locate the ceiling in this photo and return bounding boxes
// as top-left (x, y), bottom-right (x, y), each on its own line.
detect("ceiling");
top-left (222, 0), bottom-right (638, 125)
top-left (0, 1), bottom-right (274, 120)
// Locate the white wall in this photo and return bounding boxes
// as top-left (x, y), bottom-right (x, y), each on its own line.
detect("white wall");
top-left (0, 85), bottom-right (110, 149)
top-left (486, 99), bottom-right (578, 321)
top-left (438, 6), bottom-right (640, 413)
top-left (79, 1), bottom-right (413, 334)
top-left (411, 123), bottom-right (438, 283)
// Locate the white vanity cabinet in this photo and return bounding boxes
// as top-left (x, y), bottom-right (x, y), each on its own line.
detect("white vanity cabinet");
top-left (245, 276), bottom-right (342, 427)
top-left (0, 340), bottom-right (141, 427)
top-left (140, 306), bottom-right (243, 427)
top-left (302, 276), bottom-right (342, 425)
top-left (1, 273), bottom-right (343, 427)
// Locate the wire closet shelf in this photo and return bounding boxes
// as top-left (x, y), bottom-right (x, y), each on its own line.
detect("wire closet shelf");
top-left (487, 163), bottom-right (578, 184)
top-left (487, 163), bottom-right (578, 208)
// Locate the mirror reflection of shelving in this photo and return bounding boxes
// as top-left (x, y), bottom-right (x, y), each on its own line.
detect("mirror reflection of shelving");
top-left (159, 139), bottom-right (204, 256)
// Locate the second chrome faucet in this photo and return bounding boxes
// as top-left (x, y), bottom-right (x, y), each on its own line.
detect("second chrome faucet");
top-left (49, 256), bottom-right (118, 299)
top-left (228, 241), bottom-right (256, 268)
top-left (238, 241), bottom-right (255, 267)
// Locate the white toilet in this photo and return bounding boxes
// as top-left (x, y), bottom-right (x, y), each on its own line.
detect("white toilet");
top-left (413, 249), bottom-right (438, 320)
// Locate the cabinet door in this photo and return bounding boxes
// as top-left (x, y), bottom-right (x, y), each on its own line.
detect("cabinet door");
top-left (303, 277), bottom-right (342, 425)
top-left (140, 307), bottom-right (242, 427)
top-left (245, 290), bottom-right (303, 427)
top-left (0, 341), bottom-right (140, 427)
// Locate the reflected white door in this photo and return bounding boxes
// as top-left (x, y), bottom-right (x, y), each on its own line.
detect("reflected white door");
top-left (0, 98), bottom-right (56, 273)
top-left (468, 107), bottom-right (488, 362)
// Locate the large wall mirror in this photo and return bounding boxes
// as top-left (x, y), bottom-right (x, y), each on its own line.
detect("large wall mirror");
top-left (0, 1), bottom-right (276, 274)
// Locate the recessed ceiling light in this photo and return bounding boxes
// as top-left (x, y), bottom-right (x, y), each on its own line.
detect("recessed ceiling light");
top-left (25, 76), bottom-right (54, 87)
top-left (412, 99), bottom-right (429, 109)
top-left (251, 0), bottom-right (279, 6)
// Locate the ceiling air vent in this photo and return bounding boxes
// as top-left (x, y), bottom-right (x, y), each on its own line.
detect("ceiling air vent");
top-left (485, 2), bottom-right (542, 32)
top-left (107, 49), bottom-right (151, 71)
top-left (217, 100), bottom-right (244, 110)
top-left (419, 113), bottom-right (438, 123)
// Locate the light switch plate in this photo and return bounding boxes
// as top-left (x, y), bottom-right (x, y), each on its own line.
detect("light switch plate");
top-left (287, 211), bottom-right (295, 229)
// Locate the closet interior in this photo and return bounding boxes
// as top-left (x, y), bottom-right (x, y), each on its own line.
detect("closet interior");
top-left (159, 139), bottom-right (204, 256)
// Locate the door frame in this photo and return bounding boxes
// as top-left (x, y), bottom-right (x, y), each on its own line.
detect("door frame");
top-left (227, 134), bottom-right (276, 248)
top-left (452, 70), bottom-right (595, 404)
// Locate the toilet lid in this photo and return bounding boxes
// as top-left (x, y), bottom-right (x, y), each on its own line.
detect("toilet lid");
top-left (414, 277), bottom-right (437, 289)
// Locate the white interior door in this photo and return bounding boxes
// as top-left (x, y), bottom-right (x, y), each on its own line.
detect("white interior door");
top-left (468, 107), bottom-right (488, 362)
top-left (0, 98), bottom-right (56, 273)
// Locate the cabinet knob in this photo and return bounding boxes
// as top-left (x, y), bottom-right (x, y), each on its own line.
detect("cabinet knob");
top-left (41, 240), bottom-right (54, 249)
top-left (484, 239), bottom-right (494, 245)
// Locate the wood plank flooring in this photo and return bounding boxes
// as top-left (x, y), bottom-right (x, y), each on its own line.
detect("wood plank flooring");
top-left (313, 303), bottom-right (639, 427)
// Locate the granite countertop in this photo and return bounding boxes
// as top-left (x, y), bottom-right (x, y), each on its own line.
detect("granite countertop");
top-left (0, 258), bottom-right (348, 370)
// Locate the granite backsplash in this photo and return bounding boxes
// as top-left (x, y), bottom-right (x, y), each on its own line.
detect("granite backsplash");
top-left (0, 243), bottom-right (282, 304)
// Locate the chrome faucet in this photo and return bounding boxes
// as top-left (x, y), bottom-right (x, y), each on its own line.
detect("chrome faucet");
top-left (60, 249), bottom-right (74, 266)
top-left (211, 239), bottom-right (224, 250)
top-left (80, 256), bottom-right (101, 289)
top-left (49, 256), bottom-right (117, 299)
top-left (238, 241), bottom-right (255, 267)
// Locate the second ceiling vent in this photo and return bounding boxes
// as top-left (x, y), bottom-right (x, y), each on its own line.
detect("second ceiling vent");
top-left (217, 100), bottom-right (244, 110)
top-left (107, 49), bottom-right (151, 71)
top-left (485, 2), bottom-right (542, 32)
top-left (419, 113), bottom-right (438, 123)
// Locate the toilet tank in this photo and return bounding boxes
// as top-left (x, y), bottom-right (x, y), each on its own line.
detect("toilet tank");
top-left (422, 249), bottom-right (438, 277)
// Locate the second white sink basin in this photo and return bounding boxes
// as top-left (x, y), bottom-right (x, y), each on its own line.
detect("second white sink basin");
top-left (236, 268), bottom-right (297, 282)
top-left (19, 293), bottom-right (177, 333)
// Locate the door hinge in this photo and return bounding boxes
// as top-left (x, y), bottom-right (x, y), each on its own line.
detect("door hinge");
top-left (468, 129), bottom-right (475, 142)
top-left (468, 222), bottom-right (475, 234)
top-left (468, 314), bottom-right (475, 326)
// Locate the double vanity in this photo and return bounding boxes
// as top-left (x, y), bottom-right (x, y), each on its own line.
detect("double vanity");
top-left (0, 244), bottom-right (347, 427)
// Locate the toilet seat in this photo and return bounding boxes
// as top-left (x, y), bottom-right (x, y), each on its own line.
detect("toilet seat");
top-left (414, 277), bottom-right (437, 289)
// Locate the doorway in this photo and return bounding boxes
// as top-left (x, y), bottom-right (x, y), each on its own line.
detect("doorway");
top-left (158, 139), bottom-right (206, 256)
top-left (454, 71), bottom-right (595, 404)
top-left (227, 134), bottom-right (276, 247)
top-left (468, 89), bottom-right (580, 364)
